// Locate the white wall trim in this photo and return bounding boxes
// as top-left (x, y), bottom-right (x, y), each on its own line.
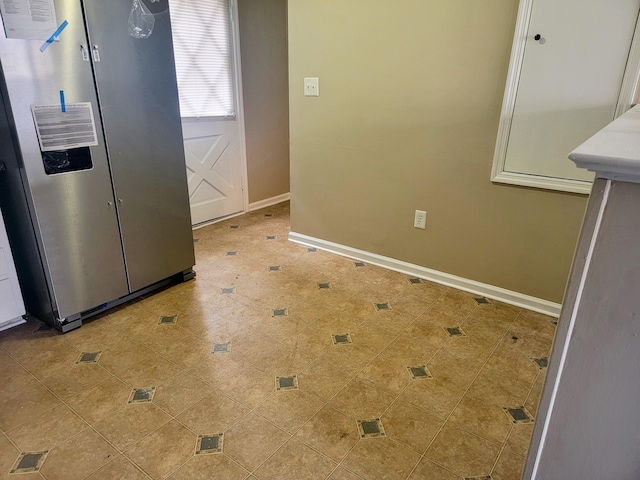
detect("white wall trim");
top-left (0, 318), bottom-right (26, 333)
top-left (249, 192), bottom-right (290, 212)
top-left (192, 210), bottom-right (246, 230)
top-left (230, 0), bottom-right (250, 214)
top-left (491, 0), bottom-right (538, 188)
top-left (615, 9), bottom-right (640, 118)
top-left (530, 179), bottom-right (611, 477)
top-left (289, 232), bottom-right (562, 317)
top-left (492, 170), bottom-right (592, 195)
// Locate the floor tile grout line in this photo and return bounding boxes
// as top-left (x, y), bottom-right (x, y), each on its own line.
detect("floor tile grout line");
top-left (233, 291), bottom-right (487, 476)
top-left (0, 206), bottom-right (553, 480)
top-left (493, 364), bottom-right (545, 467)
top-left (400, 302), bottom-right (485, 479)
top-left (0, 429), bottom-right (25, 472)
top-left (137, 264), bottom-right (371, 475)
top-left (0, 347), bottom-right (102, 453)
top-left (9, 330), bottom-right (206, 480)
top-left (78, 451), bottom-right (153, 480)
top-left (288, 295), bottom-right (450, 477)
top-left (232, 279), bottom-right (446, 476)
top-left (488, 309), bottom-right (544, 476)
top-left (404, 306), bottom-right (525, 479)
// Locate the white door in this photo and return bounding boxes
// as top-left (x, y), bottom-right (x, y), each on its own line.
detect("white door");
top-left (170, 0), bottom-right (246, 225)
top-left (183, 117), bottom-right (245, 225)
top-left (494, 0), bottom-right (640, 192)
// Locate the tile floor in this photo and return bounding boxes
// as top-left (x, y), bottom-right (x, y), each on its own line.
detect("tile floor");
top-left (0, 202), bottom-right (556, 479)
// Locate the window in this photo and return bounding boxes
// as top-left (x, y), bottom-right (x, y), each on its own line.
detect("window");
top-left (169, 0), bottom-right (236, 118)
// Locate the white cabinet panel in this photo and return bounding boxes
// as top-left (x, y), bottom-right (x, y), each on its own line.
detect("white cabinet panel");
top-left (492, 0), bottom-right (640, 193)
top-left (0, 278), bottom-right (19, 321)
top-left (0, 209), bottom-right (25, 331)
top-left (0, 245), bottom-right (7, 276)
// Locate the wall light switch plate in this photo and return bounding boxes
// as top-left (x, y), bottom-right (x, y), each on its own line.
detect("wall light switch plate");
top-left (304, 77), bottom-right (319, 96)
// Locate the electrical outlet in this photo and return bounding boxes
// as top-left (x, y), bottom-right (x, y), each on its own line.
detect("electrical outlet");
top-left (414, 210), bottom-right (427, 229)
top-left (304, 77), bottom-right (319, 96)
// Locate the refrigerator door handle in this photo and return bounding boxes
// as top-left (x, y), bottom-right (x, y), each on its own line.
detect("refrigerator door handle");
top-left (92, 45), bottom-right (101, 62)
top-left (81, 45), bottom-right (90, 62)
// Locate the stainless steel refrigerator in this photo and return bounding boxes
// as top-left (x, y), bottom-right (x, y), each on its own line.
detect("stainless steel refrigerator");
top-left (0, 0), bottom-right (195, 332)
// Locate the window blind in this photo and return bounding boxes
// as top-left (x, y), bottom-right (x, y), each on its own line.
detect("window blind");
top-left (169, 0), bottom-right (236, 118)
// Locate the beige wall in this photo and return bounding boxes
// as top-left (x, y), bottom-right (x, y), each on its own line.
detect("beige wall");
top-left (238, 0), bottom-right (290, 205)
top-left (287, 0), bottom-right (588, 303)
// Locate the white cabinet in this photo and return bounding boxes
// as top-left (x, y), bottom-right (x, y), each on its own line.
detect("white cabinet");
top-left (492, 0), bottom-right (640, 194)
top-left (0, 208), bottom-right (25, 331)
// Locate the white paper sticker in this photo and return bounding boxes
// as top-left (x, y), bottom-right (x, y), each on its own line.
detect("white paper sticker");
top-left (0, 0), bottom-right (58, 40)
top-left (31, 103), bottom-right (99, 152)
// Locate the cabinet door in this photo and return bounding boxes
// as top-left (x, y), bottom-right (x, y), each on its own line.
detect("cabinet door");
top-left (0, 211), bottom-right (24, 327)
top-left (83, 0), bottom-right (195, 292)
top-left (495, 0), bottom-right (640, 192)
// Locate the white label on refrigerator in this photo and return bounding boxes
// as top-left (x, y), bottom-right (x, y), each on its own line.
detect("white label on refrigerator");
top-left (0, 0), bottom-right (58, 40)
top-left (31, 103), bottom-right (99, 152)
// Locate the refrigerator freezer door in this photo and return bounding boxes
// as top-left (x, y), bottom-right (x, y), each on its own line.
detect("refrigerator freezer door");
top-left (83, 0), bottom-right (195, 292)
top-left (0, 0), bottom-right (129, 319)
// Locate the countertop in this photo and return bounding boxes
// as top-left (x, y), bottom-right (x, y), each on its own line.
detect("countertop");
top-left (569, 105), bottom-right (640, 183)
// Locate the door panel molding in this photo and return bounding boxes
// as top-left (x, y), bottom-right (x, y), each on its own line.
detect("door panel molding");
top-left (491, 0), bottom-right (640, 194)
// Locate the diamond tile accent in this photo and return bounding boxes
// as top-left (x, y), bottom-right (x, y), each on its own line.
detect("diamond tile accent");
top-left (128, 387), bottom-right (156, 404)
top-left (357, 418), bottom-right (386, 438)
top-left (268, 266), bottom-right (281, 272)
top-left (221, 288), bottom-right (235, 294)
top-left (532, 357), bottom-right (548, 369)
top-left (276, 375), bottom-right (298, 391)
top-left (272, 309), bottom-right (288, 317)
top-left (407, 365), bottom-right (432, 379)
top-left (332, 333), bottom-right (353, 345)
top-left (226, 251), bottom-right (237, 256)
top-left (354, 261), bottom-right (366, 267)
top-left (158, 315), bottom-right (177, 325)
top-left (10, 451), bottom-right (48, 474)
top-left (213, 342), bottom-right (231, 354)
top-left (317, 283), bottom-right (331, 289)
top-left (445, 326), bottom-right (465, 337)
top-left (504, 407), bottom-right (533, 423)
top-left (307, 248), bottom-right (317, 253)
top-left (76, 351), bottom-right (102, 364)
top-left (408, 278), bottom-right (422, 284)
top-left (266, 235), bottom-right (277, 240)
top-left (474, 297), bottom-right (491, 305)
top-left (375, 303), bottom-right (391, 311)
top-left (196, 434), bottom-right (223, 454)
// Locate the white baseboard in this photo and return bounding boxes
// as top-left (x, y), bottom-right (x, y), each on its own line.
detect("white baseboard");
top-left (288, 232), bottom-right (562, 318)
top-left (249, 192), bottom-right (290, 212)
top-left (0, 317), bottom-right (26, 332)
top-left (192, 210), bottom-right (246, 230)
